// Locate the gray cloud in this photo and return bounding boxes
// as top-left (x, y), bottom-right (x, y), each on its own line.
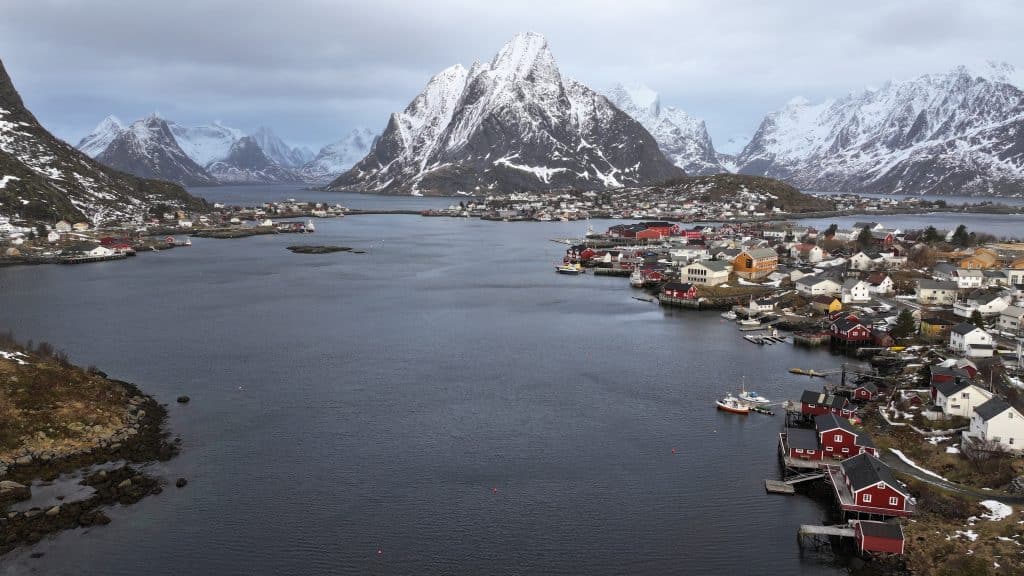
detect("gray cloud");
top-left (1, 0), bottom-right (1020, 150)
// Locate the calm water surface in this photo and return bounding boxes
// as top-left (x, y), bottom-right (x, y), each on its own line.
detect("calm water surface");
top-left (2, 209), bottom-right (863, 575)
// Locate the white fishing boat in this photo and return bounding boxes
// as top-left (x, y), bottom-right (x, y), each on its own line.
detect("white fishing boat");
top-left (739, 390), bottom-right (771, 404)
top-left (716, 394), bottom-right (750, 414)
top-left (629, 268), bottom-right (645, 288)
top-left (720, 310), bottom-right (737, 320)
top-left (738, 317), bottom-right (761, 327)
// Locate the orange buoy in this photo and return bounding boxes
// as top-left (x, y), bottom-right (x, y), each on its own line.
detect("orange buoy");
top-left (671, 447), bottom-right (676, 454)
top-left (492, 487), bottom-right (498, 494)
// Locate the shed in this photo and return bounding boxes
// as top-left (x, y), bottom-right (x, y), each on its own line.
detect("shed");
top-left (855, 521), bottom-right (904, 555)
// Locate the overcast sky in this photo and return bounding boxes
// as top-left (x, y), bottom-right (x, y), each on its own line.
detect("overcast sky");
top-left (1, 0), bottom-right (1021, 152)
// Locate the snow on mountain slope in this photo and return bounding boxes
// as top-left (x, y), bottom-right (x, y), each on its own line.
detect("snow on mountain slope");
top-left (329, 32), bottom-right (682, 194)
top-left (77, 115), bottom-right (124, 158)
top-left (605, 83), bottom-right (724, 175)
top-left (167, 121), bottom-right (244, 167)
top-left (206, 136), bottom-right (302, 184)
top-left (97, 115), bottom-right (219, 187)
top-left (251, 126), bottom-right (313, 168)
top-left (737, 63), bottom-right (1024, 196)
top-left (0, 58), bottom-right (206, 224)
top-left (298, 128), bottom-right (376, 184)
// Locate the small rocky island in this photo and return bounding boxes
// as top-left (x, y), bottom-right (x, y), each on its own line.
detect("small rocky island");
top-left (286, 245), bottom-right (353, 254)
top-left (0, 335), bottom-right (179, 555)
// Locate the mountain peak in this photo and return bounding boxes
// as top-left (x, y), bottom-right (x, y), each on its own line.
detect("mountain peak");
top-left (490, 32), bottom-right (555, 80)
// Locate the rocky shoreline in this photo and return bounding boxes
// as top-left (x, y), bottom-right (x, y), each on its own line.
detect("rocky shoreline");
top-left (0, 376), bottom-right (180, 555)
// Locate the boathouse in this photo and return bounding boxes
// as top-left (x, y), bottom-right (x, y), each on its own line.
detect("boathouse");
top-left (854, 521), bottom-right (905, 555)
top-left (800, 391), bottom-right (856, 419)
top-left (816, 414), bottom-right (876, 459)
top-left (782, 427), bottom-right (823, 461)
top-left (826, 453), bottom-right (913, 518)
top-left (829, 314), bottom-right (872, 346)
top-left (661, 282), bottom-right (698, 300)
top-left (850, 382), bottom-right (879, 402)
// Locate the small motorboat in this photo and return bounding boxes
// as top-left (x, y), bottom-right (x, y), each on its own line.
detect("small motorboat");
top-left (739, 390), bottom-right (771, 404)
top-left (721, 310), bottom-right (737, 320)
top-left (556, 263), bottom-right (583, 275)
top-left (738, 318), bottom-right (761, 327)
top-left (751, 405), bottom-right (775, 416)
top-left (716, 394), bottom-right (750, 414)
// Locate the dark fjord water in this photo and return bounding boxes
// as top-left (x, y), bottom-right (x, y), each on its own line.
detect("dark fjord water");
top-left (1, 193), bottom-right (877, 575)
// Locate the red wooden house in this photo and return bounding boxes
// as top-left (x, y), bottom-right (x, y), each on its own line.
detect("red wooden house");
top-left (640, 222), bottom-right (680, 237)
top-left (800, 390), bottom-right (856, 419)
top-left (827, 453), bottom-right (913, 518)
top-left (816, 413), bottom-right (877, 459)
top-left (781, 427), bottom-right (823, 461)
top-left (830, 314), bottom-right (872, 344)
top-left (854, 521), bottom-right (905, 555)
top-left (681, 229), bottom-right (703, 240)
top-left (661, 282), bottom-right (698, 300)
top-left (851, 382), bottom-right (879, 402)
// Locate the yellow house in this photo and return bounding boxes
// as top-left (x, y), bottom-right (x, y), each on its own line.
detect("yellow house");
top-left (920, 317), bottom-right (955, 341)
top-left (811, 295), bottom-right (842, 314)
top-left (959, 248), bottom-right (999, 270)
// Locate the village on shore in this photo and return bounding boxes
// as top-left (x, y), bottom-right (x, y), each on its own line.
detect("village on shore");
top-left (556, 217), bottom-right (1024, 571)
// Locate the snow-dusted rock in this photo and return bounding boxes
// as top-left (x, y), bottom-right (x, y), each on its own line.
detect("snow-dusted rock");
top-left (299, 128), bottom-right (376, 184)
top-left (329, 32), bottom-right (682, 194)
top-left (737, 62), bottom-right (1024, 196)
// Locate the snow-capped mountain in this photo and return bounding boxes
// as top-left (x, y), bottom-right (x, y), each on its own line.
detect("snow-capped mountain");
top-left (298, 128), bottom-right (376, 184)
top-left (0, 58), bottom-right (206, 224)
top-left (97, 115), bottom-right (219, 186)
top-left (251, 126), bottom-right (313, 169)
top-left (330, 32), bottom-right (682, 194)
top-left (604, 83), bottom-right (724, 175)
top-left (77, 115), bottom-right (124, 158)
top-left (736, 63), bottom-right (1024, 196)
top-left (166, 121), bottom-right (244, 167)
top-left (206, 136), bottom-right (303, 184)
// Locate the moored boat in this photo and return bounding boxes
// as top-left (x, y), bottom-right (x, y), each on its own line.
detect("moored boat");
top-left (716, 394), bottom-right (750, 414)
top-left (556, 263), bottom-right (583, 275)
top-left (720, 310), bottom-right (737, 320)
top-left (629, 268), bottom-right (644, 287)
top-left (738, 317), bottom-right (761, 327)
top-left (739, 390), bottom-right (770, 404)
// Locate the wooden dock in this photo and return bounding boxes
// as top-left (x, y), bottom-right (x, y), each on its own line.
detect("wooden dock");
top-left (765, 480), bottom-right (795, 494)
top-left (592, 268), bottom-right (632, 277)
top-left (799, 524), bottom-right (855, 538)
top-left (59, 254), bottom-right (129, 265)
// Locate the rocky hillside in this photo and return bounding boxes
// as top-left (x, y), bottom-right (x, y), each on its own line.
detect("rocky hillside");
top-left (329, 32), bottom-right (682, 195)
top-left (0, 58), bottom-right (206, 224)
top-left (645, 174), bottom-right (835, 213)
top-left (605, 83), bottom-right (725, 175)
top-left (737, 63), bottom-right (1024, 196)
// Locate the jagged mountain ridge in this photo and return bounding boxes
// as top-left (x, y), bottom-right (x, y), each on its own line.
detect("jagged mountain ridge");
top-left (251, 126), bottom-right (313, 169)
top-left (206, 136), bottom-right (303, 184)
top-left (329, 32), bottom-right (683, 194)
top-left (299, 128), bottom-right (376, 184)
top-left (96, 115), bottom-right (219, 187)
top-left (736, 63), bottom-right (1024, 196)
top-left (604, 83), bottom-right (725, 175)
top-left (0, 58), bottom-right (206, 224)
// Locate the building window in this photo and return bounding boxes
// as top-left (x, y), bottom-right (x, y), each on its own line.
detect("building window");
top-left (962, 393), bottom-right (969, 399)
top-left (841, 448), bottom-right (849, 453)
top-left (795, 449), bottom-right (803, 454)
top-left (834, 434), bottom-right (843, 442)
top-left (862, 494), bottom-right (872, 503)
top-left (826, 446), bottom-right (833, 452)
top-left (889, 496), bottom-right (898, 506)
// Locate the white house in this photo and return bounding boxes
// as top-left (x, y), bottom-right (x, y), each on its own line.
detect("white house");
top-left (866, 273), bottom-right (894, 295)
top-left (999, 305), bottom-right (1024, 334)
top-left (841, 279), bottom-right (872, 304)
top-left (933, 379), bottom-right (993, 419)
top-left (86, 246), bottom-right (114, 257)
top-left (967, 397), bottom-right (1024, 453)
top-left (953, 269), bottom-right (984, 289)
top-left (796, 275), bottom-right (842, 297)
top-left (950, 323), bottom-right (994, 357)
top-left (670, 245), bottom-right (711, 264)
top-left (0, 216), bottom-right (12, 235)
top-left (954, 292), bottom-right (1012, 318)
top-left (683, 260), bottom-right (731, 286)
top-left (790, 243), bottom-right (824, 263)
top-left (55, 220), bottom-right (72, 233)
top-left (917, 280), bottom-right (958, 306)
top-left (1008, 268), bottom-right (1024, 287)
top-left (849, 251), bottom-right (882, 271)
top-left (47, 230), bottom-right (60, 243)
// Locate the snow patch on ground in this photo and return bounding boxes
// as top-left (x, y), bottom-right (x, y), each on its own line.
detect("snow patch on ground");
top-left (0, 175), bottom-right (20, 189)
top-left (0, 350), bottom-right (29, 365)
top-left (890, 448), bottom-right (950, 481)
top-left (946, 446), bottom-right (961, 454)
top-left (952, 529), bottom-right (979, 541)
top-left (980, 500), bottom-right (1013, 521)
top-left (926, 435), bottom-right (952, 445)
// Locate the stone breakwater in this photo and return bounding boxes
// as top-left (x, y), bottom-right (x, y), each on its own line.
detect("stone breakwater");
top-left (0, 380), bottom-right (179, 555)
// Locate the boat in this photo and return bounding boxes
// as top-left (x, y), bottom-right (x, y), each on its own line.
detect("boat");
top-left (629, 268), bottom-right (645, 288)
top-left (738, 318), bottom-right (761, 327)
top-left (739, 390), bottom-right (771, 404)
top-left (716, 394), bottom-right (750, 414)
top-left (750, 405), bottom-right (775, 416)
top-left (556, 263), bottom-right (583, 275)
top-left (720, 310), bottom-right (737, 320)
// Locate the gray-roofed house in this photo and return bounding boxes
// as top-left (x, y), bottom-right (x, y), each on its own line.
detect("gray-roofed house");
top-left (966, 397), bottom-right (1024, 453)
